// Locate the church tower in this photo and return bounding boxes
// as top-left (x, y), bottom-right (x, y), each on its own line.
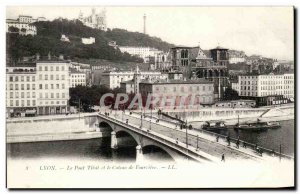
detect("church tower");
top-left (134, 66), bottom-right (141, 94)
top-left (143, 14), bottom-right (146, 34)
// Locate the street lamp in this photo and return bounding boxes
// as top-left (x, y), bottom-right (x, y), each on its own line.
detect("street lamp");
top-left (150, 107), bottom-right (152, 131)
top-left (78, 98), bottom-right (81, 120)
top-left (196, 135), bottom-right (199, 151)
top-left (185, 120), bottom-right (188, 148)
top-left (122, 106), bottom-right (124, 122)
top-left (140, 114), bottom-right (143, 129)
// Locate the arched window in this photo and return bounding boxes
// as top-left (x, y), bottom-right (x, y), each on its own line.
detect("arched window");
top-left (181, 50), bottom-right (185, 58)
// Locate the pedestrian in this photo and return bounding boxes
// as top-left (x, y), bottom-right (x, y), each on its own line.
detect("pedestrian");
top-left (126, 119), bottom-right (128, 124)
top-left (216, 136), bottom-right (219, 142)
top-left (242, 141), bottom-right (247, 148)
top-left (176, 138), bottom-right (178, 144)
top-left (221, 154), bottom-right (225, 162)
top-left (236, 138), bottom-right (240, 149)
top-left (226, 136), bottom-right (231, 146)
top-left (272, 149), bottom-right (275, 157)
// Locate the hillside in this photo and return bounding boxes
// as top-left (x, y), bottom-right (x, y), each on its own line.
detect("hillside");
top-left (6, 19), bottom-right (175, 64)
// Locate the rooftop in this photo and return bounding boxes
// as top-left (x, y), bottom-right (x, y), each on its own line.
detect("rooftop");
top-left (70, 68), bottom-right (85, 74)
top-left (140, 78), bottom-right (213, 85)
top-left (120, 80), bottom-right (134, 84)
top-left (210, 46), bottom-right (229, 51)
top-left (7, 62), bottom-right (36, 67)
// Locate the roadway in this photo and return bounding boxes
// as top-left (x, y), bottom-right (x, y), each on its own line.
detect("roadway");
top-left (109, 111), bottom-right (261, 162)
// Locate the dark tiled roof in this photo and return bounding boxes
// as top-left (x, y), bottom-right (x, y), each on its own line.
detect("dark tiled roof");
top-left (70, 68), bottom-right (85, 74)
top-left (140, 78), bottom-right (213, 85)
top-left (120, 80), bottom-right (134, 84)
top-left (8, 62), bottom-right (36, 67)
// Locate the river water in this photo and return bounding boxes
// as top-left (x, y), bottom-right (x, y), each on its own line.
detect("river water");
top-left (193, 119), bottom-right (295, 156)
top-left (7, 120), bottom-right (294, 161)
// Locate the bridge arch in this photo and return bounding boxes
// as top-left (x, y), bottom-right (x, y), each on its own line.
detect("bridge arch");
top-left (142, 144), bottom-right (175, 162)
top-left (99, 121), bottom-right (113, 128)
top-left (115, 130), bottom-right (140, 147)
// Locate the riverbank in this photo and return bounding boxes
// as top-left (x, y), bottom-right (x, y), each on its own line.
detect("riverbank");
top-left (6, 113), bottom-right (111, 143)
top-left (7, 131), bottom-right (110, 143)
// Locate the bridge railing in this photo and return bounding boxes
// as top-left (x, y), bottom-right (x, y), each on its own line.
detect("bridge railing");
top-left (132, 111), bottom-right (294, 160)
top-left (191, 128), bottom-right (294, 160)
top-left (98, 113), bottom-right (213, 162)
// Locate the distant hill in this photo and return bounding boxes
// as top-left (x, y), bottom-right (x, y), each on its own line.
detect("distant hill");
top-left (6, 19), bottom-right (175, 64)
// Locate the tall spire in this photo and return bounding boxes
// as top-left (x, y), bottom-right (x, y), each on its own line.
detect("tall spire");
top-left (92, 8), bottom-right (96, 15)
top-left (143, 14), bottom-right (146, 34)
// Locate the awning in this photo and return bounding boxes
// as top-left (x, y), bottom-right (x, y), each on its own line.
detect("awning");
top-left (290, 98), bottom-right (294, 102)
top-left (25, 109), bottom-right (37, 114)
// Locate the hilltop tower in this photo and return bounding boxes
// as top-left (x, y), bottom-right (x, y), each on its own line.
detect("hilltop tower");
top-left (78, 7), bottom-right (107, 31)
top-left (143, 14), bottom-right (146, 34)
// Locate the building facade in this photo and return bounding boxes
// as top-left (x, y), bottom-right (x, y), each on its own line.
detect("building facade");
top-left (193, 46), bottom-right (229, 101)
top-left (228, 50), bottom-right (246, 64)
top-left (6, 60), bottom-right (71, 117)
top-left (6, 64), bottom-right (37, 117)
top-left (102, 68), bottom-right (168, 90)
top-left (6, 19), bottom-right (37, 36)
top-left (120, 80), bottom-right (135, 94)
top-left (81, 37), bottom-right (95, 44)
top-left (78, 8), bottom-right (107, 31)
top-left (238, 73), bottom-right (294, 106)
top-left (6, 15), bottom-right (46, 36)
top-left (70, 69), bottom-right (87, 88)
top-left (36, 61), bottom-right (70, 115)
top-left (214, 100), bottom-right (256, 108)
top-left (118, 46), bottom-right (162, 63)
top-left (139, 79), bottom-right (215, 109)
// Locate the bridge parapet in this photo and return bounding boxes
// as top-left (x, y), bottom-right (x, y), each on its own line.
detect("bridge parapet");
top-left (98, 113), bottom-right (217, 163)
top-left (127, 111), bottom-right (294, 161)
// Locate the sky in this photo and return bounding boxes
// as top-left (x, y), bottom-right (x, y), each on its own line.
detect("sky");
top-left (6, 6), bottom-right (294, 60)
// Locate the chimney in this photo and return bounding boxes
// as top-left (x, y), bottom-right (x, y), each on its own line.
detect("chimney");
top-left (59, 54), bottom-right (64, 60)
top-left (36, 53), bottom-right (40, 61)
top-left (48, 52), bottom-right (51, 60)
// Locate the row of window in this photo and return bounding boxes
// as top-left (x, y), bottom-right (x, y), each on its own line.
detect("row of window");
top-left (72, 79), bottom-right (86, 83)
top-left (9, 100), bottom-right (36, 107)
top-left (9, 76), bottom-right (35, 82)
top-left (39, 101), bottom-right (66, 105)
top-left (240, 75), bottom-right (293, 80)
top-left (260, 86), bottom-right (283, 90)
top-left (39, 83), bottom-right (65, 90)
top-left (155, 85), bottom-right (213, 92)
top-left (240, 86), bottom-right (258, 90)
top-left (71, 84), bottom-right (85, 88)
top-left (38, 74), bottom-right (66, 81)
top-left (240, 92), bottom-right (258, 96)
top-left (39, 93), bottom-right (66, 99)
top-left (38, 65), bottom-right (66, 72)
top-left (71, 75), bottom-right (85, 78)
top-left (9, 92), bottom-right (35, 98)
top-left (9, 84), bottom-right (35, 90)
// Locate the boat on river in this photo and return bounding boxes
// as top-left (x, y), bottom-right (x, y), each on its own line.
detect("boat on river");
top-left (202, 121), bottom-right (228, 132)
top-left (234, 116), bottom-right (281, 132)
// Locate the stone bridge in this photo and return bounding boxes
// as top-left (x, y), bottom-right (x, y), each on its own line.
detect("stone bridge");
top-left (97, 113), bottom-right (218, 163)
top-left (96, 111), bottom-right (293, 164)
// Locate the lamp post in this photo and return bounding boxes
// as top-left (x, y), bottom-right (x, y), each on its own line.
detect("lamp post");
top-left (196, 135), bottom-right (199, 151)
top-left (150, 107), bottom-right (152, 131)
top-left (140, 113), bottom-right (143, 129)
top-left (279, 144), bottom-right (282, 162)
top-left (122, 106), bottom-right (124, 122)
top-left (78, 98), bottom-right (81, 120)
top-left (185, 120), bottom-right (188, 148)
